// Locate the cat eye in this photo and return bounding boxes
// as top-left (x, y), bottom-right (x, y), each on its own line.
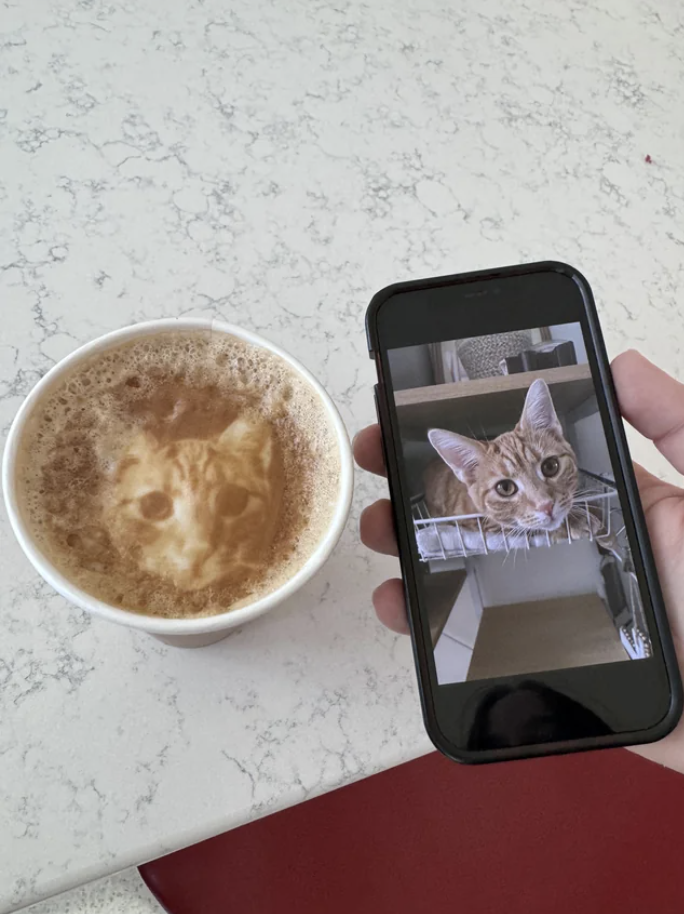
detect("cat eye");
top-left (495, 479), bottom-right (518, 497)
top-left (216, 483), bottom-right (250, 517)
top-left (541, 456), bottom-right (560, 478)
top-left (139, 490), bottom-right (173, 520)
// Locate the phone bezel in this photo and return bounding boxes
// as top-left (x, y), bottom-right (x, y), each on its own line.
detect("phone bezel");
top-left (367, 261), bottom-right (682, 763)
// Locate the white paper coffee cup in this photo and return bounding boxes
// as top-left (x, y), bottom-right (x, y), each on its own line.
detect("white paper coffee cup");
top-left (2, 319), bottom-right (353, 647)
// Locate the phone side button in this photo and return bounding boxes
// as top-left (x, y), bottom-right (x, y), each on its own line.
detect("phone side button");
top-left (373, 384), bottom-right (381, 424)
top-left (373, 385), bottom-right (391, 477)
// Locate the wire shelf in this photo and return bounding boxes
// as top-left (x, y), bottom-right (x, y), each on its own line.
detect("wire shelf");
top-left (412, 470), bottom-right (620, 562)
top-left (411, 469), bottom-right (651, 657)
top-left (619, 571), bottom-right (652, 659)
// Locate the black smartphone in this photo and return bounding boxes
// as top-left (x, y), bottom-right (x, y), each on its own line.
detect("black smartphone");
top-left (366, 261), bottom-right (682, 763)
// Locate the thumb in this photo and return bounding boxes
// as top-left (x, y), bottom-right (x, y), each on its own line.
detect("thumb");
top-left (632, 461), bottom-right (682, 513)
top-left (612, 350), bottom-right (684, 476)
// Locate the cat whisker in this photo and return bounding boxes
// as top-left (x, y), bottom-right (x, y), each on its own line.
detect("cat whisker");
top-left (497, 522), bottom-right (526, 534)
top-left (569, 505), bottom-right (592, 515)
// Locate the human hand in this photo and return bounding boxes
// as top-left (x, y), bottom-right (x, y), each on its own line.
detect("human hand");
top-left (354, 350), bottom-right (684, 771)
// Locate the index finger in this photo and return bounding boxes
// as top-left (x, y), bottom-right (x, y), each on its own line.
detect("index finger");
top-left (353, 424), bottom-right (387, 477)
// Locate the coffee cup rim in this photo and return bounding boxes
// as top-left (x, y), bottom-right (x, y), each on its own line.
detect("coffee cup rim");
top-left (2, 318), bottom-right (354, 635)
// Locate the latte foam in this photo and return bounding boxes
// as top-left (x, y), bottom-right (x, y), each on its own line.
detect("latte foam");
top-left (17, 330), bottom-right (341, 618)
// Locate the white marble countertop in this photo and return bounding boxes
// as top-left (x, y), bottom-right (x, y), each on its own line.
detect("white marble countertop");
top-left (2, 0), bottom-right (684, 910)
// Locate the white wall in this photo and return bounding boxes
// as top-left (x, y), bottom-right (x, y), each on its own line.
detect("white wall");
top-left (387, 344), bottom-right (434, 390)
top-left (549, 322), bottom-right (588, 363)
top-left (442, 574), bottom-right (483, 647)
top-left (434, 635), bottom-right (472, 684)
top-left (433, 573), bottom-right (483, 684)
top-left (569, 410), bottom-right (614, 478)
top-left (471, 540), bottom-right (604, 606)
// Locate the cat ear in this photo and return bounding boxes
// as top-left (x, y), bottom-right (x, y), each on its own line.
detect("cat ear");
top-left (108, 430), bottom-right (158, 478)
top-left (126, 429), bottom-right (159, 458)
top-left (218, 417), bottom-right (263, 448)
top-left (428, 428), bottom-right (485, 483)
top-left (218, 418), bottom-right (272, 465)
top-left (519, 379), bottom-right (562, 436)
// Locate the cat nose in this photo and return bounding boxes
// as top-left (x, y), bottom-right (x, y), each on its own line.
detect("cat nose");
top-left (186, 540), bottom-right (211, 558)
top-left (539, 501), bottom-right (554, 517)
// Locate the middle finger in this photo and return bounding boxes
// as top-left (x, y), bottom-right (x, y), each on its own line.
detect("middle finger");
top-left (359, 499), bottom-right (398, 556)
top-left (353, 425), bottom-right (387, 478)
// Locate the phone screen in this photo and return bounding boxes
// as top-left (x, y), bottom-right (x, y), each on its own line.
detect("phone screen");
top-left (370, 265), bottom-right (679, 758)
top-left (387, 321), bottom-right (651, 686)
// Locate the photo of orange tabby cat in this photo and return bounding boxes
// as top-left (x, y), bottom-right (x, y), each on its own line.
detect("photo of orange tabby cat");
top-left (103, 417), bottom-right (282, 592)
top-left (425, 379), bottom-right (580, 537)
top-left (389, 321), bottom-right (649, 686)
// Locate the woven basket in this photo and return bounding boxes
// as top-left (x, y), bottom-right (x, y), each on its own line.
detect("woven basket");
top-left (457, 331), bottom-right (533, 380)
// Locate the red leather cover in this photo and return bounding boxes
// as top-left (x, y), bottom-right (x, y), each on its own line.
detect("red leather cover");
top-left (141, 749), bottom-right (684, 913)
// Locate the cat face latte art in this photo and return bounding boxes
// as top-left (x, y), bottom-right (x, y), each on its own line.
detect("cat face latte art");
top-left (105, 418), bottom-right (281, 592)
top-left (16, 330), bottom-right (341, 619)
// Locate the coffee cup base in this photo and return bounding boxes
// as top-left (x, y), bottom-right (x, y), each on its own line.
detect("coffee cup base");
top-left (151, 630), bottom-right (234, 648)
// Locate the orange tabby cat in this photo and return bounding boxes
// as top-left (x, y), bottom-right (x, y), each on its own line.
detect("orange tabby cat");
top-left (103, 416), bottom-right (282, 591)
top-left (425, 379), bottom-right (596, 544)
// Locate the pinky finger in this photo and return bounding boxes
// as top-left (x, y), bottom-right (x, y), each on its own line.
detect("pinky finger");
top-left (373, 578), bottom-right (410, 635)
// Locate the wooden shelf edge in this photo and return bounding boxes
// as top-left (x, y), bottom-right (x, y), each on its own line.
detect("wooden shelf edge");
top-left (395, 363), bottom-right (592, 407)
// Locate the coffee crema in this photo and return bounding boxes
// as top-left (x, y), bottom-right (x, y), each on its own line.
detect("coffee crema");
top-left (18, 330), bottom-right (341, 618)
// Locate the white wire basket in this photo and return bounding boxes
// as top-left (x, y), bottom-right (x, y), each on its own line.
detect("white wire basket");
top-left (620, 577), bottom-right (652, 659)
top-left (411, 470), bottom-right (652, 659)
top-left (412, 470), bottom-right (620, 562)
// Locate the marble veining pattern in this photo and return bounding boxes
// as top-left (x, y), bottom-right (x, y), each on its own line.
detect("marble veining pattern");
top-left (21, 872), bottom-right (160, 914)
top-left (1, 0), bottom-right (684, 910)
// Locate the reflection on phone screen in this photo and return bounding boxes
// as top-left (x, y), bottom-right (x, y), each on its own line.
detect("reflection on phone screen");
top-left (388, 322), bottom-right (652, 686)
